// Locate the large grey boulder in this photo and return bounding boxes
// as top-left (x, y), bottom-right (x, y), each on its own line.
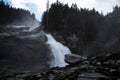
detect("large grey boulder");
top-left (78, 72), bottom-right (108, 80)
top-left (65, 54), bottom-right (87, 64)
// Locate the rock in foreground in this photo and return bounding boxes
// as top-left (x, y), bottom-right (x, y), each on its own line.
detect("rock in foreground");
top-left (1, 53), bottom-right (120, 80)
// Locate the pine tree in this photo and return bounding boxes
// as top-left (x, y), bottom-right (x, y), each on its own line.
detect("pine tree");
top-left (46, 0), bottom-right (49, 30)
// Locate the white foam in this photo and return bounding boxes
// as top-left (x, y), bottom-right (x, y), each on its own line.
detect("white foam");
top-left (46, 34), bottom-right (71, 67)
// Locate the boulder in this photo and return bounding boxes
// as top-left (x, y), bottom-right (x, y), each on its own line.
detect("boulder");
top-left (78, 72), bottom-right (108, 80)
top-left (65, 54), bottom-right (87, 65)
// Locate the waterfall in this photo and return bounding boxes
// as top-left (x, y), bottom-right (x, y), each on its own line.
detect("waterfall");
top-left (46, 34), bottom-right (71, 67)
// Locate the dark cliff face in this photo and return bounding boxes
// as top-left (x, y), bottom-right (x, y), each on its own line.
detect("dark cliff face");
top-left (0, 25), bottom-right (50, 73)
top-left (50, 31), bottom-right (120, 57)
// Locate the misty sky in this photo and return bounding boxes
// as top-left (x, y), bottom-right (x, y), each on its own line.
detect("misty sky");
top-left (3, 0), bottom-right (120, 21)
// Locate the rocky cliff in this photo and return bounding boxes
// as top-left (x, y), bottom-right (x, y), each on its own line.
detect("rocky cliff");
top-left (0, 25), bottom-right (50, 75)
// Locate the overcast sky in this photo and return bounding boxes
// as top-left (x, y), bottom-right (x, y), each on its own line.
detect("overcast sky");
top-left (3, 0), bottom-right (120, 21)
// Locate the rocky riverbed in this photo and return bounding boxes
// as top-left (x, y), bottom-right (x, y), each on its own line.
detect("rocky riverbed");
top-left (0, 53), bottom-right (120, 80)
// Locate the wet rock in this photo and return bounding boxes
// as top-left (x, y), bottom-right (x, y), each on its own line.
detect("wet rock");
top-left (23, 74), bottom-right (39, 80)
top-left (7, 78), bottom-right (16, 80)
top-left (78, 72), bottom-right (108, 80)
top-left (110, 69), bottom-right (116, 72)
top-left (104, 53), bottom-right (120, 60)
top-left (0, 33), bottom-right (11, 37)
top-left (96, 62), bottom-right (102, 66)
top-left (116, 60), bottom-right (120, 66)
top-left (15, 73), bottom-right (33, 79)
top-left (68, 67), bottom-right (78, 73)
top-left (36, 74), bottom-right (42, 78)
top-left (48, 74), bottom-right (55, 80)
top-left (79, 64), bottom-right (94, 70)
top-left (65, 54), bottom-right (87, 65)
top-left (82, 60), bottom-right (90, 64)
top-left (19, 31), bottom-right (47, 43)
top-left (103, 62), bottom-right (109, 65)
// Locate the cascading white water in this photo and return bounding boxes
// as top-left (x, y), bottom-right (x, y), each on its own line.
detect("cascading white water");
top-left (46, 34), bottom-right (71, 67)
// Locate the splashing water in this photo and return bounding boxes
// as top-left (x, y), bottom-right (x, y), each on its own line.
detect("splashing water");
top-left (46, 34), bottom-right (71, 67)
